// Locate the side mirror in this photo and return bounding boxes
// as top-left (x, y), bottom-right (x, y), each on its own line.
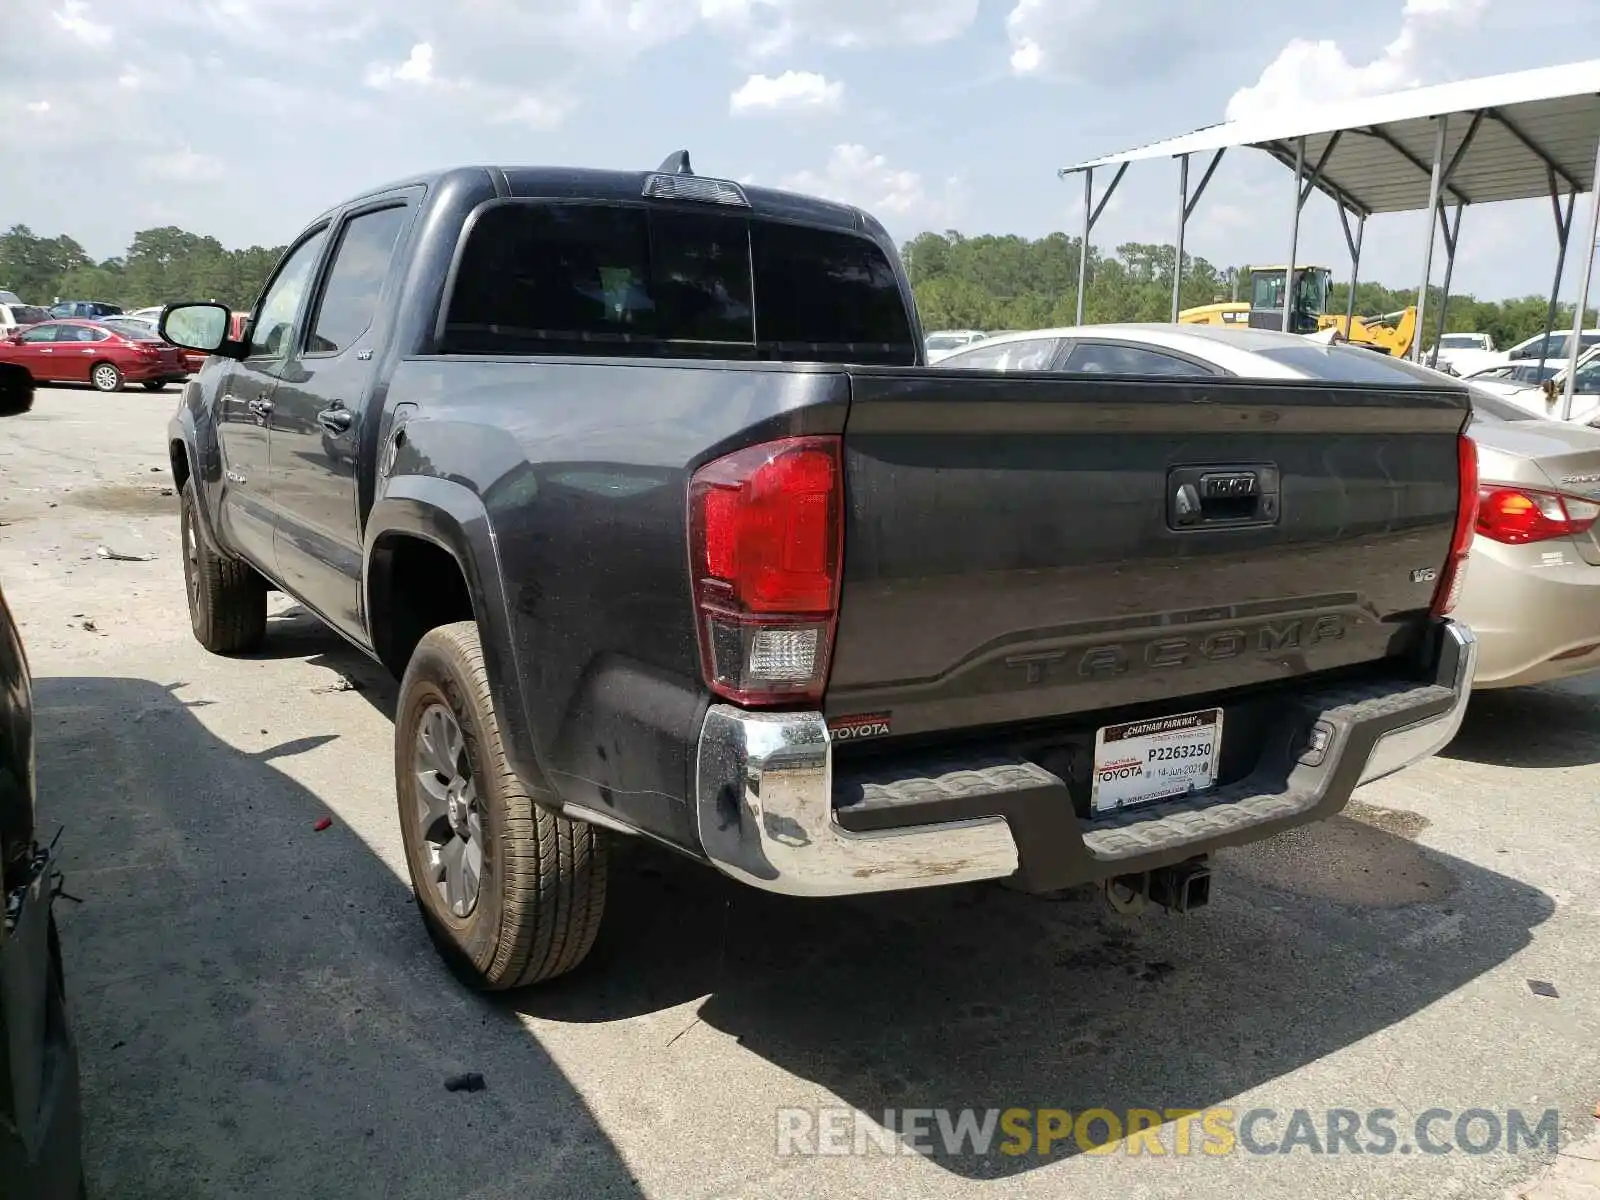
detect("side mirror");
top-left (160, 302), bottom-right (236, 356)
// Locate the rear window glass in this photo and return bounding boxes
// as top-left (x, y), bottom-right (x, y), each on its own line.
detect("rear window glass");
top-left (1258, 343), bottom-right (1537, 421)
top-left (104, 319), bottom-right (160, 340)
top-left (442, 201), bottom-right (913, 365)
top-left (750, 221), bottom-right (914, 363)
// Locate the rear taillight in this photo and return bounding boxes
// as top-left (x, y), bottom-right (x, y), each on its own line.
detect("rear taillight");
top-left (689, 435), bottom-right (843, 706)
top-left (1430, 432), bottom-right (1479, 617)
top-left (1475, 484), bottom-right (1600, 545)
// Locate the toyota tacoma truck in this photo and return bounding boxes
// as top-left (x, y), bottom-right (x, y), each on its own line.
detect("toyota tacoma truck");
top-left (160, 154), bottom-right (1480, 990)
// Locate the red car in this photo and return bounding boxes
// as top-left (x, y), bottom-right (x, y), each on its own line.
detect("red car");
top-left (0, 318), bottom-right (188, 392)
top-left (176, 310), bottom-right (250, 373)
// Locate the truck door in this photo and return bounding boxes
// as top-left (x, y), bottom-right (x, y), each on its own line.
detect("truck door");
top-left (268, 198), bottom-right (414, 640)
top-left (214, 226), bottom-right (330, 573)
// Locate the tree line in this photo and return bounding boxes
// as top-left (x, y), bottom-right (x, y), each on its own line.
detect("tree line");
top-left (1, 224), bottom-right (282, 313)
top-left (904, 231), bottom-right (1598, 351)
top-left (4, 222), bottom-right (1593, 350)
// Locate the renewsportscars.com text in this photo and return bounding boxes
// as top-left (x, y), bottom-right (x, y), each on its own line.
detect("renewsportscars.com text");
top-left (775, 1106), bottom-right (1562, 1159)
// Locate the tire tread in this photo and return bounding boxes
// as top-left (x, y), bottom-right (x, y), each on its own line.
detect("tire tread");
top-left (409, 622), bottom-right (607, 989)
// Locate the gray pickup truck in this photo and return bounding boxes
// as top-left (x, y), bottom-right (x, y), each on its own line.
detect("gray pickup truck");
top-left (161, 154), bottom-right (1479, 990)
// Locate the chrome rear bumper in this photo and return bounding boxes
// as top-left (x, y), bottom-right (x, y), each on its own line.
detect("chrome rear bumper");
top-left (694, 707), bottom-right (1018, 897)
top-left (694, 622), bottom-right (1477, 898)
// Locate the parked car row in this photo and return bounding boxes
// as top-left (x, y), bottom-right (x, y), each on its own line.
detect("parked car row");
top-left (934, 323), bottom-right (1600, 691)
top-left (0, 309), bottom-right (251, 392)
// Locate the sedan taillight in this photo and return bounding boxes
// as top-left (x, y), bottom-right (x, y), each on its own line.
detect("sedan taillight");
top-left (1475, 484), bottom-right (1600, 545)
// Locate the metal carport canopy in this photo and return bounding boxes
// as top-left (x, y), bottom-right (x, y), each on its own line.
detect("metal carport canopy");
top-left (1063, 59), bottom-right (1600, 214)
top-left (1057, 59), bottom-right (1600, 417)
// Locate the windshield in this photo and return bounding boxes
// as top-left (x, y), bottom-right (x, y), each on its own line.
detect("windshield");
top-left (1250, 270), bottom-right (1324, 314)
top-left (1439, 334), bottom-right (1484, 350)
top-left (925, 334), bottom-right (967, 351)
top-left (8, 305), bottom-right (50, 325)
top-left (1252, 343), bottom-right (1537, 421)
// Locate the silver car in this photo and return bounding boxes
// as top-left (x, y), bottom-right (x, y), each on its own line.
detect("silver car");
top-left (937, 324), bottom-right (1600, 690)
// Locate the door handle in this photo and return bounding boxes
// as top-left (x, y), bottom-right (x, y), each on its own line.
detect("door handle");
top-left (248, 397), bottom-right (274, 418)
top-left (316, 404), bottom-right (353, 435)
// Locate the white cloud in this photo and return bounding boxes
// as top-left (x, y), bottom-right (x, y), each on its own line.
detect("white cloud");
top-left (53, 0), bottom-right (112, 47)
top-left (364, 42), bottom-right (437, 89)
top-left (781, 143), bottom-right (966, 229)
top-left (729, 70), bottom-right (843, 115)
top-left (706, 0), bottom-right (978, 56)
top-left (117, 67), bottom-right (141, 89)
top-left (1005, 0), bottom-right (1200, 82)
top-left (1226, 0), bottom-right (1489, 120)
top-left (25, 100), bottom-right (51, 114)
top-left (139, 148), bottom-right (226, 183)
top-left (488, 93), bottom-right (574, 131)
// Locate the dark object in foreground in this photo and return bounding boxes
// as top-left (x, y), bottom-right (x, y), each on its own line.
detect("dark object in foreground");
top-left (1527, 979), bottom-right (1560, 998)
top-left (161, 153), bottom-right (1479, 992)
top-left (1, 582), bottom-right (86, 1197)
top-left (444, 1072), bottom-right (486, 1093)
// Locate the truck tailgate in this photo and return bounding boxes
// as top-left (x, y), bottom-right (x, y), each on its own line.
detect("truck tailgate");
top-left (826, 370), bottom-right (1470, 737)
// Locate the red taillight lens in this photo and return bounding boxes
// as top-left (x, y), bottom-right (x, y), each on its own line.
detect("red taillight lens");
top-left (689, 435), bottom-right (843, 706)
top-left (1430, 432), bottom-right (1479, 616)
top-left (1475, 484), bottom-right (1600, 544)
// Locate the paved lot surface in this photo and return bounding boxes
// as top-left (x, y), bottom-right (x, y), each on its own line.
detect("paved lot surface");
top-left (3, 382), bottom-right (1599, 1200)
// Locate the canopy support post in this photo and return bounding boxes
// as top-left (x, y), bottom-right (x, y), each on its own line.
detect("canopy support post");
top-left (1171, 154), bottom-right (1190, 323)
top-left (1537, 168), bottom-right (1576, 380)
top-left (1412, 115), bottom-right (1450, 362)
top-left (1282, 138), bottom-right (1306, 333)
top-left (1169, 148), bottom-right (1225, 322)
top-left (1064, 162), bottom-right (1127, 327)
top-left (1336, 202), bottom-right (1366, 333)
top-left (1559, 137), bottom-right (1600, 421)
top-left (1432, 203), bottom-right (1465, 365)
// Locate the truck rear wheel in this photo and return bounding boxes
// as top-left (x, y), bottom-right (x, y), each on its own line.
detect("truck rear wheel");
top-left (179, 479), bottom-right (266, 653)
top-left (395, 621), bottom-right (607, 989)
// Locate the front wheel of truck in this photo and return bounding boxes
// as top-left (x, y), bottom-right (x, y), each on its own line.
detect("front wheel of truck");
top-left (180, 478), bottom-right (266, 653)
top-left (395, 621), bottom-right (608, 990)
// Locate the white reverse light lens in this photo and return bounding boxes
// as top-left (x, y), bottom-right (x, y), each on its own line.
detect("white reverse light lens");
top-left (748, 627), bottom-right (819, 681)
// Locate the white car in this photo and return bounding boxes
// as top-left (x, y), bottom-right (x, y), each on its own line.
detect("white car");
top-left (924, 329), bottom-right (987, 361)
top-left (1486, 327), bottom-right (1600, 371)
top-left (1431, 331), bottom-right (1497, 377)
top-left (123, 306), bottom-right (165, 324)
top-left (1468, 345), bottom-right (1600, 424)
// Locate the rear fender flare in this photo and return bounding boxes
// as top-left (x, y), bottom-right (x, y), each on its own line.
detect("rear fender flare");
top-left (363, 477), bottom-right (547, 800)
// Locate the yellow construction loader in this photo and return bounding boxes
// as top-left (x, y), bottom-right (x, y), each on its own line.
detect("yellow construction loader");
top-left (1179, 265), bottom-right (1417, 358)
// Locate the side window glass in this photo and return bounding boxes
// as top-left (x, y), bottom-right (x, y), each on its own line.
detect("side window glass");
top-left (306, 206), bottom-right (410, 355)
top-left (1064, 342), bottom-right (1212, 377)
top-left (940, 344), bottom-right (1009, 370)
top-left (248, 228), bottom-right (330, 359)
top-left (996, 338), bottom-right (1059, 371)
top-left (20, 325), bottom-right (58, 343)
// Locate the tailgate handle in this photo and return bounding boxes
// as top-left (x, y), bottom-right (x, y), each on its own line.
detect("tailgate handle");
top-left (1168, 464), bottom-right (1280, 530)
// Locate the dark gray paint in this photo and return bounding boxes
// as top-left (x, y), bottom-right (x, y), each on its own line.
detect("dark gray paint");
top-left (168, 163), bottom-right (1473, 858)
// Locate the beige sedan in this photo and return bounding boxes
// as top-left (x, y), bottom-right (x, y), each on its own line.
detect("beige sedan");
top-left (1454, 411), bottom-right (1600, 687)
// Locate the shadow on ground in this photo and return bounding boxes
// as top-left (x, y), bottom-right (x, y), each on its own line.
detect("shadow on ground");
top-left (50, 611), bottom-right (1559, 1184)
top-left (36, 675), bottom-right (643, 1200)
top-left (1443, 679), bottom-right (1600, 768)
top-left (521, 794), bottom-right (1553, 1180)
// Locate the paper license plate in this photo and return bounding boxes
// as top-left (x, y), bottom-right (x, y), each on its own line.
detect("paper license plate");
top-left (1091, 708), bottom-right (1223, 815)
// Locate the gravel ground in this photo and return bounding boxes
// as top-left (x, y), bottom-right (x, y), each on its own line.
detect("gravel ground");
top-left (2, 383), bottom-right (1598, 1200)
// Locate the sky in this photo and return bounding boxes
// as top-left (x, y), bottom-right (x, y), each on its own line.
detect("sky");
top-left (2, 0), bottom-right (1599, 302)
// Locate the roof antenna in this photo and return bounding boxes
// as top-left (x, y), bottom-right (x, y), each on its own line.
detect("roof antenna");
top-left (657, 150), bottom-right (694, 176)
